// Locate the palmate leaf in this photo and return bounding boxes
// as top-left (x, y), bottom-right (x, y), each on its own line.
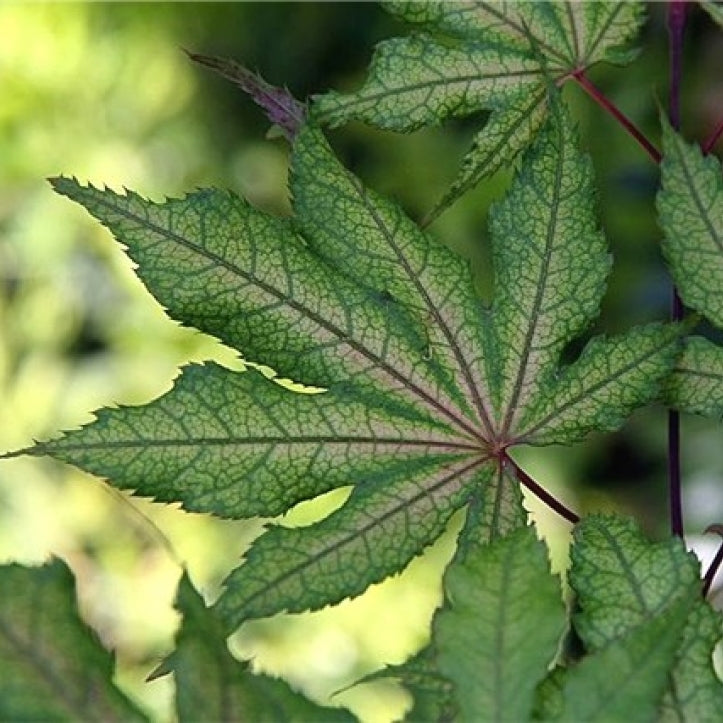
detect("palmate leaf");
top-left (0, 559), bottom-right (148, 722)
top-left (313, 0), bottom-right (644, 221)
top-left (3, 102), bottom-right (679, 637)
top-left (657, 119), bottom-right (723, 419)
top-left (165, 573), bottom-right (353, 722)
top-left (568, 516), bottom-right (723, 721)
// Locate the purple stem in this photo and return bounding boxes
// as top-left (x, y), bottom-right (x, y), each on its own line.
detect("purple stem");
top-left (667, 0), bottom-right (687, 539)
top-left (508, 457), bottom-right (580, 525)
top-left (572, 71), bottom-right (661, 164)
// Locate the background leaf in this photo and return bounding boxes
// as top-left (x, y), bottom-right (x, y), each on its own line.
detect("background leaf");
top-left (315, 1), bottom-right (645, 220)
top-left (0, 559), bottom-right (148, 722)
top-left (167, 573), bottom-right (354, 722)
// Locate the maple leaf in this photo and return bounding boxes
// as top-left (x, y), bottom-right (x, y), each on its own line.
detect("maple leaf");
top-left (657, 118), bottom-right (723, 420)
top-left (2, 101), bottom-right (679, 635)
top-left (313, 0), bottom-right (644, 223)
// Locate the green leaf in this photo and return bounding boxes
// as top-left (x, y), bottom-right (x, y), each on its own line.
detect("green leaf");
top-left (360, 468), bottom-right (527, 721)
top-left (7, 101), bottom-right (679, 633)
top-left (659, 602), bottom-right (723, 722)
top-left (658, 118), bottom-right (723, 329)
top-left (569, 516), bottom-right (723, 721)
top-left (167, 573), bottom-right (354, 722)
top-left (657, 120), bottom-right (723, 420)
top-left (0, 559), bottom-right (148, 722)
top-left (664, 335), bottom-right (723, 420)
top-left (522, 323), bottom-right (682, 444)
top-left (315, 1), bottom-right (644, 219)
top-left (435, 524), bottom-right (566, 722)
top-left (551, 601), bottom-right (690, 723)
top-left (49, 177), bottom-right (453, 426)
top-left (291, 122), bottom-right (496, 434)
top-left (569, 515), bottom-right (700, 650)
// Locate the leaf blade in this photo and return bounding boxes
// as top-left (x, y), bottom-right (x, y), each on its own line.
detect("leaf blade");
top-left (488, 103), bottom-right (610, 438)
top-left (435, 525), bottom-right (566, 722)
top-left (213, 458), bottom-right (491, 630)
top-left (313, 35), bottom-right (542, 132)
top-left (569, 515), bottom-right (700, 651)
top-left (49, 178), bottom-right (468, 429)
top-left (521, 323), bottom-right (681, 445)
top-left (13, 364), bottom-right (477, 519)
top-left (664, 335), bottom-right (723, 420)
top-left (554, 602), bottom-right (690, 723)
top-left (291, 123), bottom-right (495, 437)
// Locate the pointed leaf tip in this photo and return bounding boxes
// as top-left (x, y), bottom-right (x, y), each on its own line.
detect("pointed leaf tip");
top-left (188, 51), bottom-right (306, 140)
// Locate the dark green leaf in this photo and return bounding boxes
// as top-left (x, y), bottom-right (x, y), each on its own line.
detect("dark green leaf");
top-left (0, 559), bottom-right (148, 722)
top-left (168, 573), bottom-right (354, 722)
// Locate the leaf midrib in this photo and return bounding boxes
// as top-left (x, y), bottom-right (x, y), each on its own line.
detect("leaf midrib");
top-left (668, 136), bottom-right (723, 257)
top-left (33, 436), bottom-right (482, 453)
top-left (500, 122), bottom-right (565, 439)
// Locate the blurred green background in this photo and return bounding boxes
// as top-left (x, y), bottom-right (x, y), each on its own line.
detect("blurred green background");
top-left (1, 2), bottom-right (722, 721)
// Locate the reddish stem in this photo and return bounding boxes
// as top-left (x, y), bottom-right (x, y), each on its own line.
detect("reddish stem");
top-left (508, 457), bottom-right (580, 525)
top-left (571, 70), bottom-right (661, 164)
top-left (703, 118), bottom-right (723, 154)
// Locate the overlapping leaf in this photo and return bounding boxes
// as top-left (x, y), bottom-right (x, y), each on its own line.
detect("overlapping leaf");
top-left (0, 559), bottom-right (148, 722)
top-left (3, 103), bottom-right (679, 635)
top-left (658, 119), bottom-right (723, 419)
top-left (542, 601), bottom-right (690, 723)
top-left (313, 0), bottom-right (645, 221)
top-left (568, 516), bottom-right (723, 721)
top-left (435, 523), bottom-right (566, 722)
top-left (163, 573), bottom-right (353, 722)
